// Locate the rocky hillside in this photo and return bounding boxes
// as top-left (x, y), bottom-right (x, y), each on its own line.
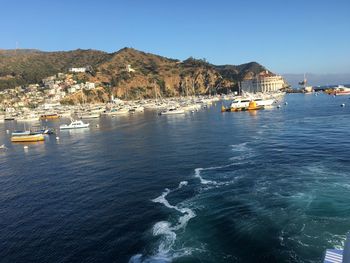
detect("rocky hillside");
top-left (0, 49), bottom-right (111, 89)
top-left (0, 47), bottom-right (268, 100)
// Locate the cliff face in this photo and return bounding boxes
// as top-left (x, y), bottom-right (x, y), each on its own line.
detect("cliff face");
top-left (0, 47), bottom-right (268, 101)
top-left (92, 48), bottom-right (267, 100)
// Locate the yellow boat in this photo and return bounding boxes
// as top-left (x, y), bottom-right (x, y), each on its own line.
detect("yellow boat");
top-left (11, 134), bottom-right (45, 142)
top-left (244, 101), bottom-right (264, 111)
top-left (40, 114), bottom-right (60, 120)
top-left (221, 101), bottom-right (264, 112)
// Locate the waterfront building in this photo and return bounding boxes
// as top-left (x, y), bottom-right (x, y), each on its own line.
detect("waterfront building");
top-left (240, 71), bottom-right (286, 93)
top-left (69, 67), bottom-right (87, 73)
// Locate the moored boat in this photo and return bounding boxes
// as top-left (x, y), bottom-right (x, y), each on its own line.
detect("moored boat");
top-left (327, 85), bottom-right (350, 95)
top-left (160, 108), bottom-right (185, 115)
top-left (31, 128), bottom-right (55, 135)
top-left (78, 113), bottom-right (100, 119)
top-left (129, 106), bottom-right (144, 113)
top-left (11, 134), bottom-right (45, 142)
top-left (12, 130), bottom-right (31, 136)
top-left (230, 97), bottom-right (274, 109)
top-left (222, 100), bottom-right (264, 112)
top-left (60, 120), bottom-right (89, 130)
top-left (40, 113), bottom-right (60, 120)
top-left (0, 144), bottom-right (7, 150)
top-left (4, 116), bottom-right (15, 121)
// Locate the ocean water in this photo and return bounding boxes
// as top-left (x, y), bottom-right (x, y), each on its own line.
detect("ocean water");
top-left (1, 93), bottom-right (350, 263)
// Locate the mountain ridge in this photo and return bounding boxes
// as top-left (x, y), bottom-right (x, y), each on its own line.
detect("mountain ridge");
top-left (0, 47), bottom-right (268, 99)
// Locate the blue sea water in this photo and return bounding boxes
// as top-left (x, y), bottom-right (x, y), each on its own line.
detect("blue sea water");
top-left (1, 93), bottom-right (350, 263)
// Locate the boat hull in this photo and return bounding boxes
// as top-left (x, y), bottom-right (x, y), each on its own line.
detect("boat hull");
top-left (79, 114), bottom-right (100, 119)
top-left (40, 114), bottom-right (60, 120)
top-left (60, 124), bottom-right (89, 130)
top-left (12, 131), bottom-right (31, 136)
top-left (11, 134), bottom-right (45, 142)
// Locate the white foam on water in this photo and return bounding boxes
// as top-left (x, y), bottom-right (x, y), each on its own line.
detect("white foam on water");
top-left (194, 168), bottom-right (216, 185)
top-left (131, 142), bottom-right (254, 262)
top-left (194, 163), bottom-right (240, 186)
top-left (178, 181), bottom-right (188, 189)
top-left (328, 233), bottom-right (347, 250)
top-left (132, 182), bottom-right (197, 262)
top-left (229, 152), bottom-right (254, 162)
top-left (230, 142), bottom-right (248, 152)
top-left (153, 221), bottom-right (177, 255)
top-left (229, 142), bottom-right (257, 164)
top-left (152, 188), bottom-right (175, 210)
top-left (129, 254), bottom-right (170, 263)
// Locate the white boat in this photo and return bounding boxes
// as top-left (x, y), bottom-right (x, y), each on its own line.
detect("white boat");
top-left (0, 144), bottom-right (7, 150)
top-left (60, 120), bottom-right (90, 130)
top-left (253, 98), bottom-right (275, 107)
top-left (78, 113), bottom-right (100, 119)
top-left (230, 97), bottom-right (274, 109)
top-left (12, 130), bottom-right (31, 136)
top-left (129, 106), bottom-right (144, 113)
top-left (332, 85), bottom-right (350, 95)
top-left (160, 108), bottom-right (185, 115)
top-left (230, 98), bottom-right (252, 109)
top-left (102, 108), bottom-right (129, 116)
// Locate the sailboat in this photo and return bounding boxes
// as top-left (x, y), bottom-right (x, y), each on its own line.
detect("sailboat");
top-left (299, 73), bottom-right (313, 93)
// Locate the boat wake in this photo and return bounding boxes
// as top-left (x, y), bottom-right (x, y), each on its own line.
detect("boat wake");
top-left (129, 181), bottom-right (196, 263)
top-left (130, 142), bottom-right (255, 262)
top-left (195, 142), bottom-right (254, 186)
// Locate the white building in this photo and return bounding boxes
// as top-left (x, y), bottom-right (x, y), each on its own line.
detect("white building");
top-left (69, 67), bottom-right (87, 73)
top-left (126, 64), bottom-right (135, 73)
top-left (68, 87), bottom-right (77, 93)
top-left (241, 71), bottom-right (286, 93)
top-left (84, 82), bottom-right (95, 90)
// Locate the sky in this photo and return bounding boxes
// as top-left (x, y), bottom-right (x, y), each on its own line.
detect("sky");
top-left (1, 0), bottom-right (350, 76)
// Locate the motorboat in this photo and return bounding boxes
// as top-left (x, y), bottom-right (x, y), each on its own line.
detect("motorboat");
top-left (31, 128), bottom-right (55, 135)
top-left (4, 116), bottom-right (15, 121)
top-left (60, 120), bottom-right (89, 130)
top-left (11, 134), bottom-right (45, 142)
top-left (222, 100), bottom-right (264, 112)
top-left (12, 130), bottom-right (31, 136)
top-left (40, 113), bottom-right (60, 120)
top-left (0, 144), bottom-right (7, 150)
top-left (78, 113), bottom-right (100, 119)
top-left (230, 98), bottom-right (252, 109)
top-left (230, 97), bottom-right (274, 109)
top-left (329, 85), bottom-right (350, 95)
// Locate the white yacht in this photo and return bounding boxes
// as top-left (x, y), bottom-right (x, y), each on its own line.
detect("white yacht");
top-left (60, 120), bottom-right (90, 130)
top-left (230, 97), bottom-right (275, 109)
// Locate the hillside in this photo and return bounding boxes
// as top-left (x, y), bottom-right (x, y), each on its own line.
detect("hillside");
top-left (0, 49), bottom-right (111, 89)
top-left (0, 47), bottom-right (268, 100)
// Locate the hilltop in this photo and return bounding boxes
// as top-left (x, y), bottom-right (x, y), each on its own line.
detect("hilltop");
top-left (0, 47), bottom-right (267, 100)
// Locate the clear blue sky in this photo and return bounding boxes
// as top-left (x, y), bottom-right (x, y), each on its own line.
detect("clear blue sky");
top-left (1, 0), bottom-right (349, 74)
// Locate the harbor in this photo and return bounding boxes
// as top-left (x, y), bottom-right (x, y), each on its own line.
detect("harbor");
top-left (1, 93), bottom-right (350, 262)
top-left (1, 0), bottom-right (350, 262)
